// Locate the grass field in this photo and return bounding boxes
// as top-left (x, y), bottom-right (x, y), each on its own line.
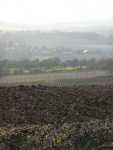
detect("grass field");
top-left (31, 55), bottom-right (54, 60)
top-left (6, 66), bottom-right (87, 74)
top-left (81, 44), bottom-right (113, 49)
top-left (25, 36), bottom-right (108, 48)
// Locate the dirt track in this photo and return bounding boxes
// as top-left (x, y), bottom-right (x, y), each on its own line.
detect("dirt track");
top-left (0, 84), bottom-right (113, 127)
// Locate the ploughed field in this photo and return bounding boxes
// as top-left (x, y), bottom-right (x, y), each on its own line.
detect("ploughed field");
top-left (1, 84), bottom-right (113, 127)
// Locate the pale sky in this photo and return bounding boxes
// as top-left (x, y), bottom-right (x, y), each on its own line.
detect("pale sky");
top-left (0, 0), bottom-right (113, 24)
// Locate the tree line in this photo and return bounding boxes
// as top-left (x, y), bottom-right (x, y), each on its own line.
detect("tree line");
top-left (0, 30), bottom-right (113, 45)
top-left (0, 57), bottom-right (113, 76)
top-left (0, 30), bottom-right (100, 40)
top-left (0, 30), bottom-right (113, 44)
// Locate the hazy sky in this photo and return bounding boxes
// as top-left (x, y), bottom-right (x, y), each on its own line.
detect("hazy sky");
top-left (0, 0), bottom-right (113, 24)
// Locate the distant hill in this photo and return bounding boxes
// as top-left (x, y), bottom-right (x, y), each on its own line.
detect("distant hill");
top-left (0, 16), bottom-right (113, 35)
top-left (0, 21), bottom-right (40, 31)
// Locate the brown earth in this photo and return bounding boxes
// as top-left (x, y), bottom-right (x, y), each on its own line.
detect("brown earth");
top-left (0, 84), bottom-right (113, 128)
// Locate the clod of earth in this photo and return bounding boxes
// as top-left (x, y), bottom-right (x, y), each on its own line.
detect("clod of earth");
top-left (0, 85), bottom-right (113, 127)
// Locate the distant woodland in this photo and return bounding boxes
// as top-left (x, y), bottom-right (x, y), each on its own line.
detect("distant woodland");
top-left (0, 30), bottom-right (107, 41)
top-left (0, 30), bottom-right (113, 44)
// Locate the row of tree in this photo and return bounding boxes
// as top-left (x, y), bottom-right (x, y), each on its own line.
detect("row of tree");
top-left (0, 57), bottom-right (113, 76)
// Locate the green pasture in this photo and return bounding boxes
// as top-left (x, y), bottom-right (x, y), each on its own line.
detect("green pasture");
top-left (6, 66), bottom-right (87, 74)
top-left (8, 68), bottom-right (29, 73)
top-left (56, 66), bottom-right (87, 70)
top-left (41, 66), bottom-right (87, 72)
top-left (31, 55), bottom-right (54, 60)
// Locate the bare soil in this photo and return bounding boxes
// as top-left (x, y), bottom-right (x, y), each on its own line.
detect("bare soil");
top-left (1, 83), bottom-right (113, 128)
